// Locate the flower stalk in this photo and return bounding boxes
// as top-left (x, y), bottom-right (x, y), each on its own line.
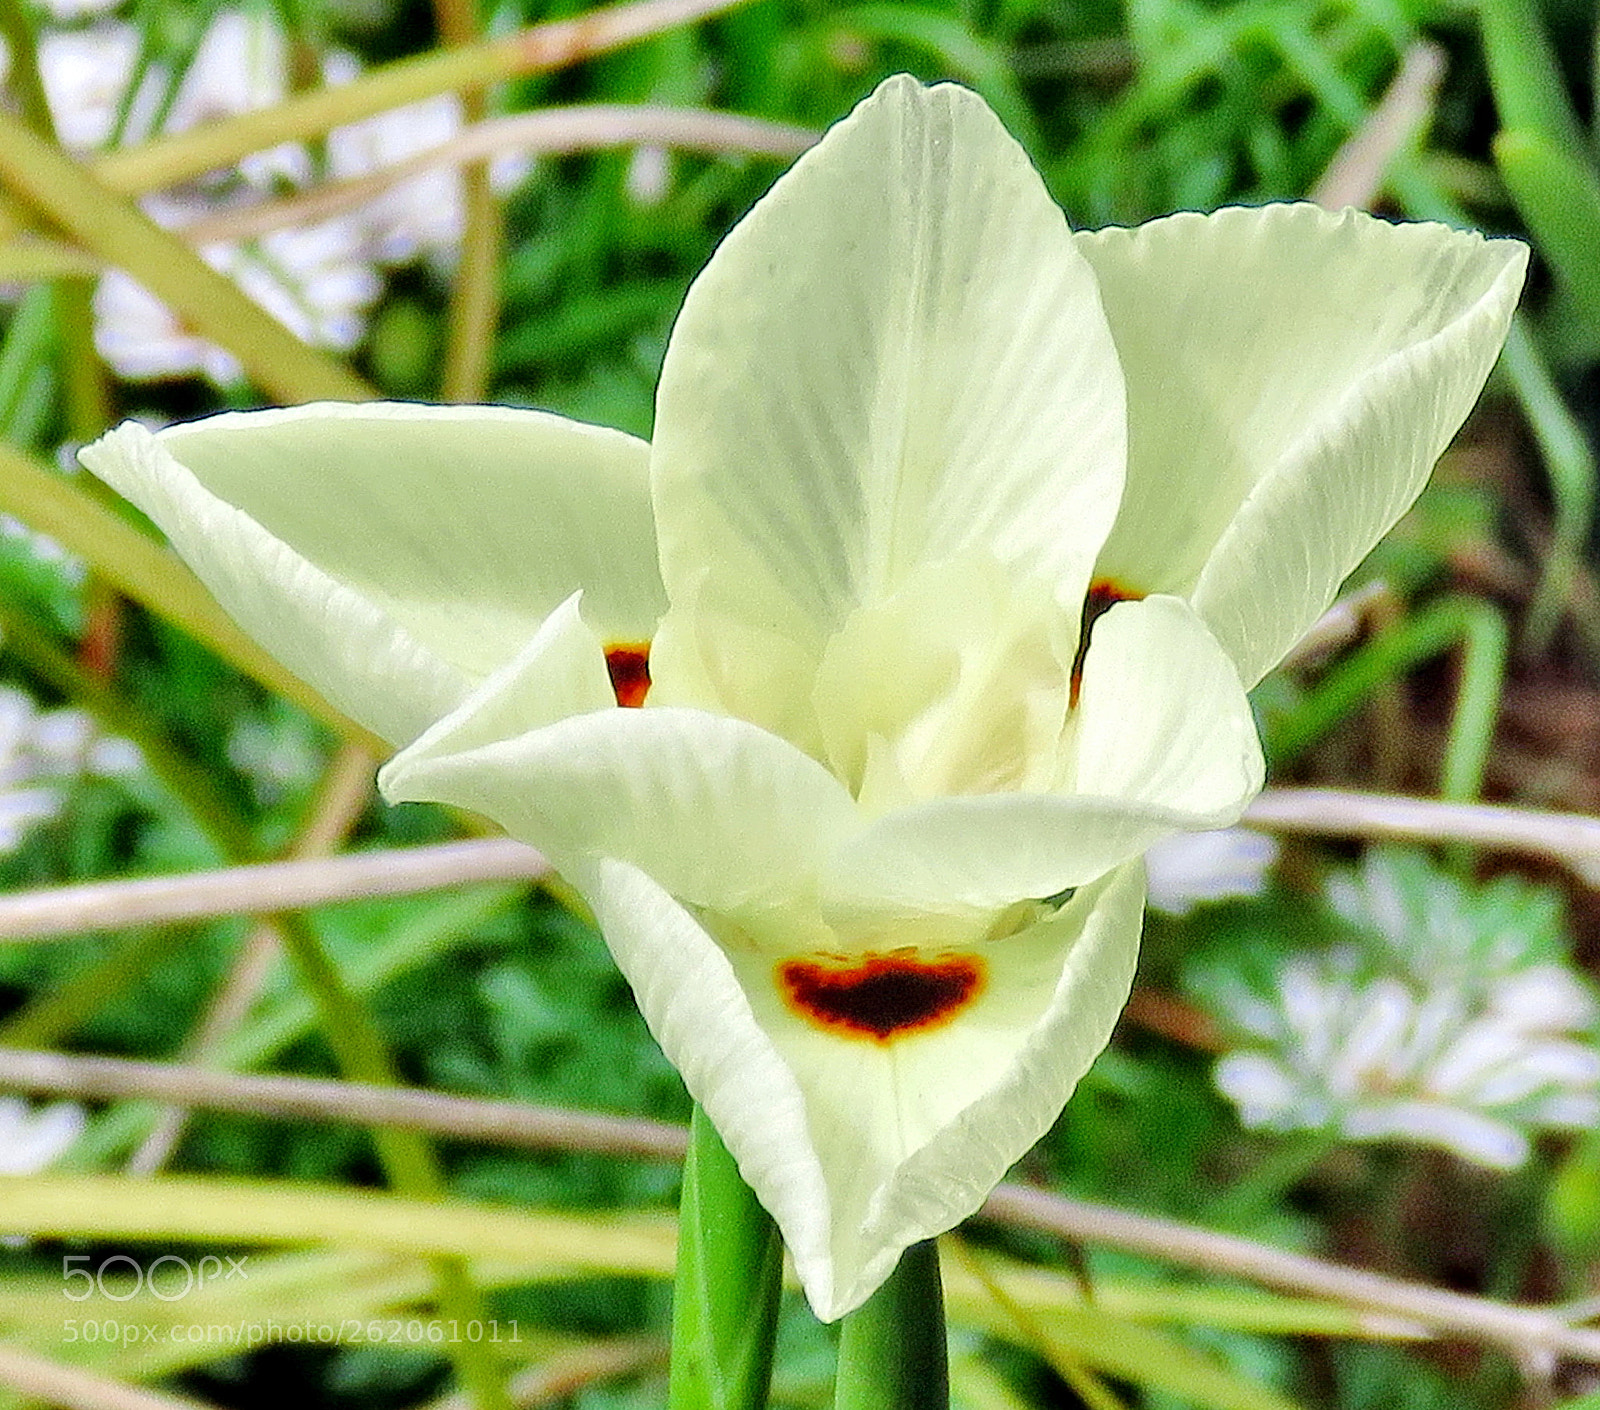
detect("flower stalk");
top-left (834, 1240), bottom-right (949, 1410)
top-left (669, 1105), bottom-right (783, 1410)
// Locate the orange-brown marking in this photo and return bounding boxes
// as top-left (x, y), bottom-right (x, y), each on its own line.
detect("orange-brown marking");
top-left (777, 952), bottom-right (986, 1043)
top-left (1070, 578), bottom-right (1143, 708)
top-left (604, 642), bottom-right (651, 708)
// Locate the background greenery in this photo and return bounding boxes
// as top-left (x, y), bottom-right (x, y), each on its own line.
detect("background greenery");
top-left (1, 0), bottom-right (1599, 1406)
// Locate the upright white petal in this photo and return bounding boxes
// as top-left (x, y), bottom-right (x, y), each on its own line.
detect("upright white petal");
top-left (650, 75), bottom-right (1125, 742)
top-left (1077, 204), bottom-right (1527, 685)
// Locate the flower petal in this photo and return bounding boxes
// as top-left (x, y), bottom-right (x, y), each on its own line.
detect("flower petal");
top-left (80, 402), bottom-right (664, 743)
top-left (577, 852), bottom-right (1146, 1321)
top-left (823, 596), bottom-right (1261, 915)
top-left (650, 74), bottom-right (1125, 739)
top-left (1076, 204), bottom-right (1527, 685)
top-left (1070, 594), bottom-right (1263, 813)
top-left (81, 418), bottom-right (460, 745)
top-left (381, 706), bottom-right (858, 913)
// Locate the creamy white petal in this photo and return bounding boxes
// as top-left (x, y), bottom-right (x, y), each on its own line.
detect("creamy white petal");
top-left (811, 552), bottom-right (1074, 810)
top-left (378, 590), bottom-right (617, 767)
top-left (823, 597), bottom-right (1260, 916)
top-left (650, 74), bottom-right (1125, 739)
top-left (157, 402), bottom-right (663, 659)
top-left (1071, 595), bottom-right (1263, 813)
top-left (1076, 204), bottom-right (1527, 685)
top-left (80, 419), bottom-right (462, 745)
top-left (578, 854), bottom-right (1145, 1321)
top-left (382, 707), bottom-right (858, 913)
top-left (81, 403), bottom-right (663, 741)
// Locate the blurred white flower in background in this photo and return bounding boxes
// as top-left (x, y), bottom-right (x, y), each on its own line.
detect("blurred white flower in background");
top-left (93, 196), bottom-right (381, 384)
top-left (31, 21), bottom-right (140, 149)
top-left (1198, 850), bottom-right (1600, 1170)
top-left (323, 52), bottom-right (470, 265)
top-left (5, 6), bottom-right (517, 384)
top-left (36, 0), bottom-right (122, 20)
top-left (0, 1096), bottom-right (84, 1174)
top-left (0, 683), bottom-right (140, 851)
top-left (1144, 826), bottom-right (1278, 915)
top-left (0, 513), bottom-right (83, 583)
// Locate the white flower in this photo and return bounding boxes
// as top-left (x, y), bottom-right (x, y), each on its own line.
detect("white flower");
top-left (1213, 954), bottom-right (1600, 1169)
top-left (0, 1098), bottom-right (85, 1174)
top-left (93, 196), bottom-right (381, 384)
top-left (1209, 852), bottom-right (1600, 1172)
top-left (0, 684), bottom-right (139, 851)
top-left (1144, 827), bottom-right (1278, 914)
top-left (80, 78), bottom-right (1525, 1316)
top-left (30, 21), bottom-right (142, 151)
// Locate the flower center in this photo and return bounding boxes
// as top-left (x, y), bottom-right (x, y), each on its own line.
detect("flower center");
top-left (1070, 578), bottom-right (1142, 707)
top-left (604, 641), bottom-right (651, 708)
top-left (777, 950), bottom-right (986, 1042)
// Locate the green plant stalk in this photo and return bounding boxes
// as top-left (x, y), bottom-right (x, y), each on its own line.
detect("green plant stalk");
top-left (835, 1241), bottom-right (949, 1410)
top-left (668, 1104), bottom-right (783, 1410)
top-left (0, 284), bottom-right (55, 439)
top-left (0, 569), bottom-right (501, 1404)
top-left (67, 887), bottom-right (525, 1166)
top-left (0, 240), bottom-right (100, 281)
top-left (0, 440), bottom-right (380, 749)
top-left (0, 109), bottom-right (375, 406)
top-left (89, 0), bottom-right (751, 201)
top-left (0, 598), bottom-right (252, 857)
top-left (1267, 595), bottom-right (1507, 808)
top-left (1499, 316), bottom-right (1600, 654)
top-left (0, 0), bottom-right (115, 442)
top-left (435, 0), bottom-right (504, 405)
top-left (1494, 129), bottom-right (1600, 335)
top-left (0, 927), bottom-right (186, 1050)
top-left (1478, 0), bottom-right (1589, 160)
top-left (1208, 1133), bottom-right (1342, 1230)
top-left (273, 914), bottom-right (512, 1410)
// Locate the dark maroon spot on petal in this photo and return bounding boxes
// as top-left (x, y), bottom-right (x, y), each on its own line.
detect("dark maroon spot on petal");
top-left (777, 952), bottom-right (986, 1042)
top-left (604, 642), bottom-right (651, 708)
top-left (1070, 578), bottom-right (1143, 709)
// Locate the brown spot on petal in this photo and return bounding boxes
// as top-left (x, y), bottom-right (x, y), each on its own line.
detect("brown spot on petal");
top-left (604, 642), bottom-right (651, 708)
top-left (1070, 578), bottom-right (1143, 709)
top-left (777, 951), bottom-right (986, 1043)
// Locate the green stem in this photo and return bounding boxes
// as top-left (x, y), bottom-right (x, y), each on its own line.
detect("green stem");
top-left (0, 599), bottom-right (252, 859)
top-left (257, 912), bottom-right (512, 1410)
top-left (435, 0), bottom-right (504, 406)
top-left (1210, 1133), bottom-right (1340, 1229)
top-left (1266, 594), bottom-right (1507, 805)
top-left (92, 0), bottom-right (752, 199)
top-left (669, 1104), bottom-right (783, 1410)
top-left (0, 0), bottom-right (113, 442)
top-left (0, 108), bottom-right (375, 406)
top-left (0, 927), bottom-right (183, 1050)
top-left (834, 1241), bottom-right (949, 1410)
top-left (1500, 317), bottom-right (1597, 655)
top-left (0, 606), bottom-right (509, 1407)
